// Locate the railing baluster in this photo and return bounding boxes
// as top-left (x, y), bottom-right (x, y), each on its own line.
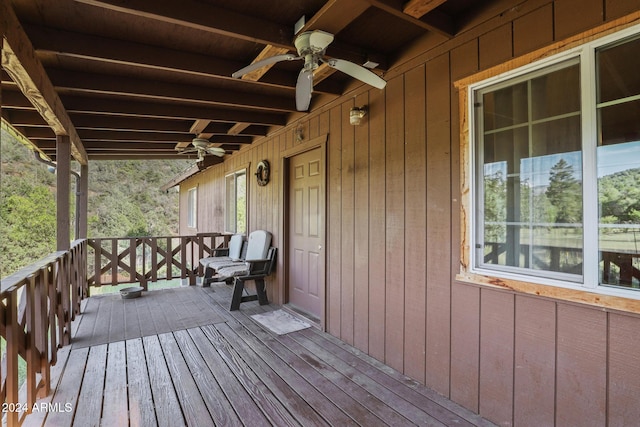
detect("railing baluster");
top-left (37, 266), bottom-right (50, 398)
top-left (166, 237), bottom-right (173, 280)
top-left (150, 238), bottom-right (158, 283)
top-left (111, 239), bottom-right (118, 286)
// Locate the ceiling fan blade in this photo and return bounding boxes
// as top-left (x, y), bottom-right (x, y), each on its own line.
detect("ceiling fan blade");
top-left (309, 30), bottom-right (334, 51)
top-left (296, 68), bottom-right (313, 111)
top-left (232, 54), bottom-right (299, 78)
top-left (325, 58), bottom-right (387, 89)
top-left (206, 147), bottom-right (226, 157)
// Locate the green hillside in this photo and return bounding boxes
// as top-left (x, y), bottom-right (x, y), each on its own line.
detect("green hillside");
top-left (1, 128), bottom-right (192, 278)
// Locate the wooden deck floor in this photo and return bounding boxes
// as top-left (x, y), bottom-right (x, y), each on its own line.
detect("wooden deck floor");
top-left (23, 284), bottom-right (495, 427)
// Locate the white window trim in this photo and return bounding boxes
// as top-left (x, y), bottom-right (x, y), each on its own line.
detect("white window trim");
top-left (458, 20), bottom-right (640, 306)
top-left (224, 167), bottom-right (248, 234)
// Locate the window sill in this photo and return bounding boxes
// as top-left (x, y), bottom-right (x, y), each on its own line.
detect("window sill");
top-left (455, 271), bottom-right (640, 315)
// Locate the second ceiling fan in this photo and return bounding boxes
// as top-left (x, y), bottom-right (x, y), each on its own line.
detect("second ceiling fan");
top-left (232, 30), bottom-right (387, 111)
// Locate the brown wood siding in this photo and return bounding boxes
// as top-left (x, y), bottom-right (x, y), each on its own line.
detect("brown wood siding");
top-left (177, 2), bottom-right (640, 425)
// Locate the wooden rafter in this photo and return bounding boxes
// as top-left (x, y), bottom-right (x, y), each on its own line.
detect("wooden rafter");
top-left (47, 69), bottom-right (296, 113)
top-left (0, 0), bottom-right (88, 164)
top-left (241, 45), bottom-right (291, 82)
top-left (60, 96), bottom-right (288, 127)
top-left (403, 0), bottom-right (447, 19)
top-left (366, 0), bottom-right (454, 37)
top-left (74, 0), bottom-right (293, 49)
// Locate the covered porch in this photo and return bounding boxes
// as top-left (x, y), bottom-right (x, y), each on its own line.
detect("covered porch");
top-left (21, 283), bottom-right (493, 427)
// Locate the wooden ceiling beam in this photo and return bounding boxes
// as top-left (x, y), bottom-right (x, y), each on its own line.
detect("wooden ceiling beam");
top-left (240, 45), bottom-right (291, 82)
top-left (403, 0), bottom-right (447, 19)
top-left (0, 0), bottom-right (88, 164)
top-left (20, 25), bottom-right (347, 94)
top-left (60, 95), bottom-right (287, 127)
top-left (301, 0), bottom-right (370, 34)
top-left (47, 69), bottom-right (297, 113)
top-left (74, 0), bottom-right (294, 49)
top-left (366, 0), bottom-right (454, 37)
top-left (77, 130), bottom-right (193, 142)
top-left (227, 123), bottom-right (250, 136)
top-left (71, 115), bottom-right (194, 133)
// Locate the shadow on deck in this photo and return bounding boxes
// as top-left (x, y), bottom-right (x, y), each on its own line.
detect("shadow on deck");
top-left (22, 283), bottom-right (495, 427)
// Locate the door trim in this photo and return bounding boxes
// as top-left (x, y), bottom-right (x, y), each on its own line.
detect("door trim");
top-left (279, 134), bottom-right (328, 329)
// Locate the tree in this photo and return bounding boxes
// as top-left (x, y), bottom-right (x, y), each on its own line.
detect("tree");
top-left (545, 158), bottom-right (582, 223)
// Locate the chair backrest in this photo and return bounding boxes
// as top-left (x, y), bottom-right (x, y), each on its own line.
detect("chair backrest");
top-left (245, 230), bottom-right (272, 260)
top-left (228, 234), bottom-right (244, 261)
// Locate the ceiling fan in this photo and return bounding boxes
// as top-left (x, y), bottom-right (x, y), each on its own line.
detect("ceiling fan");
top-left (176, 137), bottom-right (226, 161)
top-left (232, 30), bottom-right (387, 111)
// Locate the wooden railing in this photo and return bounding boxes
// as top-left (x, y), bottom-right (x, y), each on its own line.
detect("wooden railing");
top-left (0, 232), bottom-right (229, 426)
top-left (0, 239), bottom-right (87, 426)
top-left (87, 233), bottom-right (229, 289)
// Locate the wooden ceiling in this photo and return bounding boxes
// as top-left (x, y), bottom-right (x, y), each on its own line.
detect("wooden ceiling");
top-left (1, 0), bottom-right (485, 163)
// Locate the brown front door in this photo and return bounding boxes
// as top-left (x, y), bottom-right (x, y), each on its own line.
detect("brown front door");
top-left (288, 147), bottom-right (324, 320)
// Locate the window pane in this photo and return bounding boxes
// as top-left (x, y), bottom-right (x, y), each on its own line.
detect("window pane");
top-left (597, 38), bottom-right (640, 290)
top-left (532, 64), bottom-right (580, 120)
top-left (597, 36), bottom-right (640, 103)
top-left (236, 172), bottom-right (246, 234)
top-left (479, 63), bottom-right (583, 277)
top-left (483, 82), bottom-right (528, 131)
top-left (599, 100), bottom-right (640, 146)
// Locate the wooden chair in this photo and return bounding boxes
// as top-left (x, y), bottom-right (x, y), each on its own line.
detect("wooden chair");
top-left (227, 247), bottom-right (277, 311)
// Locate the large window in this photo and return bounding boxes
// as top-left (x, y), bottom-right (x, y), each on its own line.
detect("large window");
top-left (187, 187), bottom-right (197, 229)
top-left (471, 28), bottom-right (640, 295)
top-left (225, 169), bottom-right (247, 234)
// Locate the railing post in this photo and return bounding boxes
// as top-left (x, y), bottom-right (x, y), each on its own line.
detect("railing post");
top-left (5, 292), bottom-right (19, 427)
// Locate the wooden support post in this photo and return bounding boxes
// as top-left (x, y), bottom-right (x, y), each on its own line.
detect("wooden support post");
top-left (78, 164), bottom-right (89, 239)
top-left (56, 135), bottom-right (71, 251)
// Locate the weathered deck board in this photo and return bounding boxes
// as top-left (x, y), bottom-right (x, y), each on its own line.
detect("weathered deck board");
top-left (125, 338), bottom-right (158, 427)
top-left (23, 284), bottom-right (496, 427)
top-left (72, 344), bottom-right (107, 427)
top-left (101, 341), bottom-right (128, 427)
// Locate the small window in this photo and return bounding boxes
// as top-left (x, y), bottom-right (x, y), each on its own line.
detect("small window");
top-left (187, 187), bottom-right (197, 228)
top-left (225, 169), bottom-right (247, 234)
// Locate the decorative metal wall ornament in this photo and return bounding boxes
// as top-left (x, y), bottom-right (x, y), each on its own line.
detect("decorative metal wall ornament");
top-left (255, 160), bottom-right (270, 186)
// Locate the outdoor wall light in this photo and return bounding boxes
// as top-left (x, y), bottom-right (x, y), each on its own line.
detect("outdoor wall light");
top-left (349, 106), bottom-right (367, 125)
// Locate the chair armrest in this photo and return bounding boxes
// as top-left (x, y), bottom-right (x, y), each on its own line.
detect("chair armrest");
top-left (245, 258), bottom-right (270, 275)
top-left (212, 248), bottom-right (230, 257)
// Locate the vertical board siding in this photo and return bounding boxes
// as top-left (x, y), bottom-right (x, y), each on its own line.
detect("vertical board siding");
top-left (341, 100), bottom-right (356, 345)
top-left (367, 88), bottom-right (387, 361)
top-left (425, 53), bottom-right (452, 395)
top-left (384, 75), bottom-right (406, 372)
top-left (608, 313), bottom-right (640, 426)
top-left (328, 104), bottom-right (343, 336)
top-left (403, 65), bottom-right (427, 383)
top-left (513, 296), bottom-right (556, 427)
top-left (175, 3), bottom-right (640, 425)
top-left (479, 290), bottom-right (514, 427)
top-left (450, 283), bottom-right (480, 413)
top-left (556, 304), bottom-right (607, 427)
top-left (353, 91), bottom-right (371, 353)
